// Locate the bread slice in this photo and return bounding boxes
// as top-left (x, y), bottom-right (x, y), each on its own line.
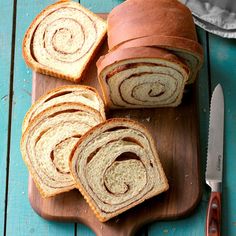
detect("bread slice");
top-left (22, 0), bottom-right (107, 82)
top-left (70, 118), bottom-right (169, 222)
top-left (22, 85), bottom-right (106, 133)
top-left (21, 102), bottom-right (104, 198)
top-left (97, 46), bottom-right (189, 109)
top-left (107, 0), bottom-right (203, 83)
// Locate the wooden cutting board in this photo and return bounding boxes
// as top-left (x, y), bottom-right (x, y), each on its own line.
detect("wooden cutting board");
top-left (28, 14), bottom-right (201, 236)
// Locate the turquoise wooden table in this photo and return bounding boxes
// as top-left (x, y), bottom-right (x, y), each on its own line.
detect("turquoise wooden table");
top-left (1, 0), bottom-right (236, 235)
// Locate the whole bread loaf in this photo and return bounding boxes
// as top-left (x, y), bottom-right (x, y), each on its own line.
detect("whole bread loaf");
top-left (70, 118), bottom-right (169, 222)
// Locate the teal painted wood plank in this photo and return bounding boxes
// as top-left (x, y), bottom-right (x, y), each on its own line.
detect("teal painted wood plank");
top-left (80, 0), bottom-right (123, 13)
top-left (196, 29), bottom-right (210, 177)
top-left (149, 202), bottom-right (207, 236)
top-left (0, 0), bottom-right (14, 235)
top-left (6, 1), bottom-right (74, 235)
top-left (77, 224), bottom-right (95, 236)
top-left (148, 28), bottom-right (210, 236)
top-left (208, 34), bottom-right (236, 236)
top-left (76, 224), bottom-right (146, 236)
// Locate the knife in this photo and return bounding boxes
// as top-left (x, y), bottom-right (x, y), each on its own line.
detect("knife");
top-left (206, 84), bottom-right (224, 236)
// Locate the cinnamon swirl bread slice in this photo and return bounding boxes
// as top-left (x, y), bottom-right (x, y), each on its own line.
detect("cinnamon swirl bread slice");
top-left (70, 118), bottom-right (169, 222)
top-left (22, 85), bottom-right (105, 133)
top-left (21, 103), bottom-right (104, 197)
top-left (23, 0), bottom-right (107, 82)
top-left (97, 47), bottom-right (189, 109)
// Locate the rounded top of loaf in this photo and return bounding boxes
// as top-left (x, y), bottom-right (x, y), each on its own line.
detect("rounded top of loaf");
top-left (107, 0), bottom-right (197, 50)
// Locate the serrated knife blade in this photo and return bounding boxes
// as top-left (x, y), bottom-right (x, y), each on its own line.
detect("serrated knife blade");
top-left (206, 84), bottom-right (224, 189)
top-left (205, 84), bottom-right (224, 236)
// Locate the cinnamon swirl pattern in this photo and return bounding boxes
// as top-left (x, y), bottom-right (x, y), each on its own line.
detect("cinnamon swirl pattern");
top-left (22, 85), bottom-right (106, 133)
top-left (70, 119), bottom-right (169, 222)
top-left (97, 47), bottom-right (189, 109)
top-left (21, 103), bottom-right (104, 197)
top-left (23, 0), bottom-right (107, 82)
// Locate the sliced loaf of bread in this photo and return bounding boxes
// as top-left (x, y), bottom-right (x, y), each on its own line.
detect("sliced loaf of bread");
top-left (22, 85), bottom-right (105, 133)
top-left (21, 102), bottom-right (104, 197)
top-left (70, 118), bottom-right (169, 222)
top-left (23, 0), bottom-right (107, 82)
top-left (107, 0), bottom-right (203, 83)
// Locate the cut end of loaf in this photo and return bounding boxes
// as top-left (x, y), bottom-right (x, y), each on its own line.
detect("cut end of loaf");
top-left (70, 118), bottom-right (169, 222)
top-left (97, 46), bottom-right (189, 109)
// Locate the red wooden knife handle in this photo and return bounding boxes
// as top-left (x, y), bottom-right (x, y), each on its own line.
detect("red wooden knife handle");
top-left (206, 192), bottom-right (221, 236)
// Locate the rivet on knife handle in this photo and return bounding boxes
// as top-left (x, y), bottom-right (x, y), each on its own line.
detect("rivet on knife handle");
top-left (206, 192), bottom-right (221, 236)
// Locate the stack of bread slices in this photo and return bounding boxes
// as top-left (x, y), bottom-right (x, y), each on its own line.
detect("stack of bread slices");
top-left (20, 84), bottom-right (169, 222)
top-left (21, 85), bottom-right (106, 197)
